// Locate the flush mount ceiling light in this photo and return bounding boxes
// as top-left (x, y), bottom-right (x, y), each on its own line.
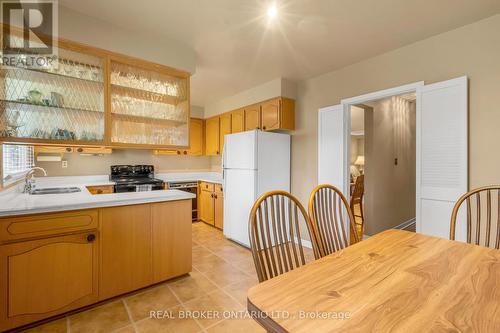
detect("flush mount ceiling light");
top-left (267, 3), bottom-right (278, 19)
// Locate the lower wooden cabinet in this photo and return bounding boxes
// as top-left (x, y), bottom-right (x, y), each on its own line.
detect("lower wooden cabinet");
top-left (152, 200), bottom-right (192, 283)
top-left (214, 185), bottom-right (224, 230)
top-left (0, 232), bottom-right (98, 331)
top-left (99, 205), bottom-right (153, 300)
top-left (199, 188), bottom-right (214, 224)
top-left (86, 185), bottom-right (114, 195)
top-left (0, 200), bottom-right (192, 331)
top-left (199, 182), bottom-right (223, 230)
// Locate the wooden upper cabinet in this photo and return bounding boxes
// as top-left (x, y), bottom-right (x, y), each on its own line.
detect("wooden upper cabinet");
top-left (261, 98), bottom-right (281, 131)
top-left (205, 117), bottom-right (220, 155)
top-left (261, 97), bottom-right (295, 131)
top-left (231, 109), bottom-right (245, 133)
top-left (245, 105), bottom-right (262, 131)
top-left (219, 113), bottom-right (231, 153)
top-left (0, 26), bottom-right (191, 149)
top-left (0, 233), bottom-right (98, 331)
top-left (187, 118), bottom-right (204, 155)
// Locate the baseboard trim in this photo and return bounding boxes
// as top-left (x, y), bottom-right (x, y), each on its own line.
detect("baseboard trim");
top-left (393, 218), bottom-right (416, 230)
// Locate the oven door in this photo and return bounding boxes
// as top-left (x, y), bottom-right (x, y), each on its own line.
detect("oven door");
top-left (115, 183), bottom-right (164, 192)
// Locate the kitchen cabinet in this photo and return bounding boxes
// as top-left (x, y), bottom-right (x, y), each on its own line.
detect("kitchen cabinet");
top-left (245, 104), bottom-right (262, 131)
top-left (0, 232), bottom-right (98, 331)
top-left (231, 109), bottom-right (245, 133)
top-left (0, 209), bottom-right (99, 243)
top-left (152, 200), bottom-right (192, 283)
top-left (199, 187), bottom-right (215, 224)
top-left (153, 118), bottom-right (204, 156)
top-left (0, 200), bottom-right (192, 331)
top-left (0, 24), bottom-right (191, 150)
top-left (214, 184), bottom-right (224, 229)
top-left (244, 97), bottom-right (295, 131)
top-left (99, 204), bottom-right (153, 300)
top-left (205, 116), bottom-right (220, 155)
top-left (86, 185), bottom-right (114, 194)
top-left (219, 113), bottom-right (232, 154)
top-left (188, 118), bottom-right (204, 155)
top-left (199, 182), bottom-right (223, 230)
top-left (109, 59), bottom-right (190, 149)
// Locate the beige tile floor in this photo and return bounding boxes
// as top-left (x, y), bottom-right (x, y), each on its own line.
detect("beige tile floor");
top-left (21, 222), bottom-right (315, 333)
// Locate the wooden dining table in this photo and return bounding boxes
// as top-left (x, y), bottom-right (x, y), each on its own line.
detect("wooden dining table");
top-left (247, 230), bottom-right (500, 332)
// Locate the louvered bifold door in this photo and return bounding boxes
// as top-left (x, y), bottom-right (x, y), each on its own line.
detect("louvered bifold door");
top-left (416, 76), bottom-right (468, 239)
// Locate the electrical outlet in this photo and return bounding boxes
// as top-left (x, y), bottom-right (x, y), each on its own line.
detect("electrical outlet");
top-left (62, 160), bottom-right (68, 168)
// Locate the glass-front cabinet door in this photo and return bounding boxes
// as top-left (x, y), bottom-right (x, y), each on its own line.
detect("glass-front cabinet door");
top-left (109, 60), bottom-right (189, 148)
top-left (0, 32), bottom-right (105, 144)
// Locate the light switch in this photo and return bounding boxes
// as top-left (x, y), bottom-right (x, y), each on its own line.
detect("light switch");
top-left (62, 160), bottom-right (68, 168)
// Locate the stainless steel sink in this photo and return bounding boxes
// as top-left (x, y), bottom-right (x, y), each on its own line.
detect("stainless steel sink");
top-left (30, 187), bottom-right (82, 195)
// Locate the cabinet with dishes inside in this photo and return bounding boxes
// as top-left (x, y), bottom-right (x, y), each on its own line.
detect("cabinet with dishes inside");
top-left (0, 25), bottom-right (191, 150)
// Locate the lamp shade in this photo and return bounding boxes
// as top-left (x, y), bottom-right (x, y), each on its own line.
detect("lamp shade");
top-left (354, 155), bottom-right (365, 166)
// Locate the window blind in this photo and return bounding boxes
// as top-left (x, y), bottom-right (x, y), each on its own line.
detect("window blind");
top-left (2, 144), bottom-right (34, 180)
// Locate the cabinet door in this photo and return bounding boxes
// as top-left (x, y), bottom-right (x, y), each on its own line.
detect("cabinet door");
top-left (0, 233), bottom-right (98, 331)
top-left (214, 185), bottom-right (224, 230)
top-left (231, 109), bottom-right (245, 133)
top-left (219, 113), bottom-right (232, 153)
top-left (187, 118), bottom-right (204, 155)
top-left (261, 98), bottom-right (281, 131)
top-left (205, 117), bottom-right (220, 155)
top-left (245, 105), bottom-right (261, 131)
top-left (200, 190), bottom-right (214, 225)
top-left (100, 205), bottom-right (152, 300)
top-left (152, 200), bottom-right (192, 283)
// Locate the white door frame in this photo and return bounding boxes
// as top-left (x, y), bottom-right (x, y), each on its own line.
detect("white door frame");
top-left (338, 81), bottom-right (424, 208)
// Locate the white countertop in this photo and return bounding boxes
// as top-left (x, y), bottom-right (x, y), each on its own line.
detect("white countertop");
top-left (0, 172), bottom-right (223, 217)
top-left (157, 172), bottom-right (223, 184)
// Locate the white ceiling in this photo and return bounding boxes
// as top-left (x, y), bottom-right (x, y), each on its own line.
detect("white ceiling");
top-left (59, 0), bottom-right (500, 106)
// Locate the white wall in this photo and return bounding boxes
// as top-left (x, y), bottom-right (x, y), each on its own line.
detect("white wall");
top-left (204, 78), bottom-right (297, 118)
top-left (58, 6), bottom-right (196, 73)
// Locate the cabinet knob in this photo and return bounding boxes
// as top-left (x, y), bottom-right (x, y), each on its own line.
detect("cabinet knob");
top-left (262, 126), bottom-right (266, 130)
top-left (87, 234), bottom-right (96, 242)
top-left (97, 189), bottom-right (103, 194)
top-left (77, 148), bottom-right (83, 153)
top-left (216, 151), bottom-right (219, 155)
top-left (177, 151), bottom-right (181, 155)
top-left (66, 147), bottom-right (72, 152)
top-left (214, 194), bottom-right (218, 199)
top-left (183, 151), bottom-right (187, 155)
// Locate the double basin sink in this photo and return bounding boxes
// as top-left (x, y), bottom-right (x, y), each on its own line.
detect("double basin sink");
top-left (30, 187), bottom-right (81, 195)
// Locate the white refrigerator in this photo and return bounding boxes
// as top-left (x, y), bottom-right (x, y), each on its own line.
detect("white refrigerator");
top-left (223, 130), bottom-right (290, 247)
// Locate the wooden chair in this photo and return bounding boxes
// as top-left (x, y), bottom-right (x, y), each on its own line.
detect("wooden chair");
top-left (308, 184), bottom-right (359, 257)
top-left (350, 175), bottom-right (365, 238)
top-left (248, 191), bottom-right (320, 282)
top-left (450, 185), bottom-right (500, 249)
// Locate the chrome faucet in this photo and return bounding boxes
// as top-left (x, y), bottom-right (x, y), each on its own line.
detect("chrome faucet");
top-left (23, 167), bottom-right (47, 194)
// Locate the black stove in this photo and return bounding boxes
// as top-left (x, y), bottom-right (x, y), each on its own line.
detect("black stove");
top-left (110, 165), bottom-right (164, 193)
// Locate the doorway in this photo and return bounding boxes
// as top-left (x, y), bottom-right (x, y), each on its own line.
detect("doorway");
top-left (318, 77), bottom-right (468, 240)
top-left (349, 93), bottom-right (417, 239)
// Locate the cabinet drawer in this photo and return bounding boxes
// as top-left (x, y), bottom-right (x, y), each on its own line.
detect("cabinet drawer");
top-left (0, 209), bottom-right (98, 243)
top-left (86, 185), bottom-right (114, 195)
top-left (200, 182), bottom-right (215, 192)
